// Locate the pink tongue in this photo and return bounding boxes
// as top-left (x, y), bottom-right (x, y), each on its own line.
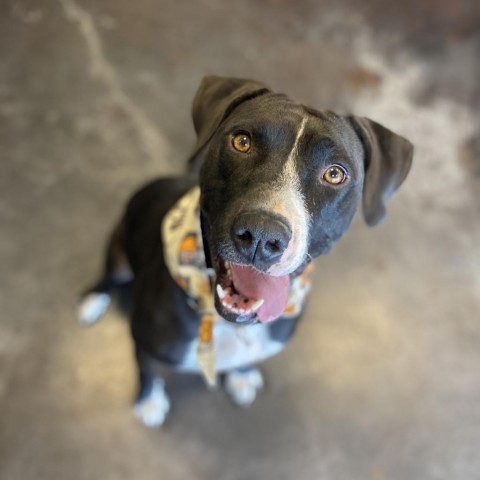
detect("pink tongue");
top-left (230, 264), bottom-right (289, 323)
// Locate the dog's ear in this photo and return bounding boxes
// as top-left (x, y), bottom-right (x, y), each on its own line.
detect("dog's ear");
top-left (189, 76), bottom-right (270, 165)
top-left (348, 116), bottom-right (413, 226)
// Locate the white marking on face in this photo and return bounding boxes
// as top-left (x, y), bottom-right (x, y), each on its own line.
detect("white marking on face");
top-left (265, 116), bottom-right (310, 276)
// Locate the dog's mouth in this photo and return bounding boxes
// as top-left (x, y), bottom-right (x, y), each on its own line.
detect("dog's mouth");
top-left (213, 255), bottom-right (290, 325)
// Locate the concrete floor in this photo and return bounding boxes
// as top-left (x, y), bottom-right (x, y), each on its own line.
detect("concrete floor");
top-left (1, 0), bottom-right (480, 479)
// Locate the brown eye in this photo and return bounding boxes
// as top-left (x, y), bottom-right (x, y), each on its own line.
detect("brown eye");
top-left (231, 133), bottom-right (251, 153)
top-left (323, 165), bottom-right (347, 185)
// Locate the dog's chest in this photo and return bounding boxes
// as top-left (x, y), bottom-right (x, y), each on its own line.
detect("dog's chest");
top-left (174, 321), bottom-right (285, 373)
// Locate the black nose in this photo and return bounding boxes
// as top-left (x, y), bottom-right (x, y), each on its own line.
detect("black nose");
top-left (232, 211), bottom-right (292, 269)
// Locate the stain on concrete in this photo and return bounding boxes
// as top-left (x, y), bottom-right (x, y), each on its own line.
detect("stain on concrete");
top-left (460, 133), bottom-right (480, 177)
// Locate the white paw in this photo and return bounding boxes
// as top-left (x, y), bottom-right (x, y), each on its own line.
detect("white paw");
top-left (224, 368), bottom-right (264, 407)
top-left (133, 379), bottom-right (170, 428)
top-left (77, 293), bottom-right (111, 325)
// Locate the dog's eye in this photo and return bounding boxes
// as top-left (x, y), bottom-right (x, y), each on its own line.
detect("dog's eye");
top-left (322, 165), bottom-right (347, 185)
top-left (231, 133), bottom-right (251, 153)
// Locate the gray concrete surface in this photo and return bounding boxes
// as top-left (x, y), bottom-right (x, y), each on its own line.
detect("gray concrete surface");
top-left (1, 0), bottom-right (480, 479)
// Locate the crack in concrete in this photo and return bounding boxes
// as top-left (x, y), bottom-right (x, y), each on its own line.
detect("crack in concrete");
top-left (58, 0), bottom-right (169, 164)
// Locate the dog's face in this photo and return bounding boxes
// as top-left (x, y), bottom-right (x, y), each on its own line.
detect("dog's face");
top-left (191, 76), bottom-right (413, 325)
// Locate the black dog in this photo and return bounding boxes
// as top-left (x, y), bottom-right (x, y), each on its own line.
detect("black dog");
top-left (78, 76), bottom-right (413, 427)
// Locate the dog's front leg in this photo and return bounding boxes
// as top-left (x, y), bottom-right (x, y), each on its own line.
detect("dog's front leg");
top-left (224, 366), bottom-right (264, 407)
top-left (133, 348), bottom-right (170, 428)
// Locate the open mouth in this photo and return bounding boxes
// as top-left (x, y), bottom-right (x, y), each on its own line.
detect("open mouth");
top-left (213, 256), bottom-right (290, 324)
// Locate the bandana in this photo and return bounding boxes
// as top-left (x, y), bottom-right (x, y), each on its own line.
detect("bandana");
top-left (162, 187), bottom-right (313, 386)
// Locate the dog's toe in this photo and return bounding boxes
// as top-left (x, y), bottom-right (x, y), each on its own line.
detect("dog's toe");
top-left (133, 379), bottom-right (170, 428)
top-left (77, 293), bottom-right (111, 325)
top-left (224, 367), bottom-right (264, 407)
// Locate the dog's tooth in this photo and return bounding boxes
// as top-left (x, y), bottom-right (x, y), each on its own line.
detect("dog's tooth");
top-left (219, 294), bottom-right (234, 310)
top-left (221, 297), bottom-right (231, 309)
top-left (251, 299), bottom-right (264, 311)
top-left (216, 284), bottom-right (227, 300)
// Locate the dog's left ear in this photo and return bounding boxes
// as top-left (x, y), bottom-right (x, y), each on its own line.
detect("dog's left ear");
top-left (189, 76), bottom-right (270, 165)
top-left (348, 116), bottom-right (414, 226)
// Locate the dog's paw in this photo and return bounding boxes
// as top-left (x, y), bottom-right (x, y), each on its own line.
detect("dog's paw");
top-left (133, 379), bottom-right (170, 428)
top-left (77, 293), bottom-right (111, 325)
top-left (224, 367), bottom-right (264, 407)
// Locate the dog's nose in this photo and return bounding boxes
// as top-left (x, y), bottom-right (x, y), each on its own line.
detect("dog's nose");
top-left (232, 211), bottom-right (292, 268)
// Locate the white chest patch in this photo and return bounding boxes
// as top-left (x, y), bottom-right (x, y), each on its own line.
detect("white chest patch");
top-left (174, 321), bottom-right (285, 373)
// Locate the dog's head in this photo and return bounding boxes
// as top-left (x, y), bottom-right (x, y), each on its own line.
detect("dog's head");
top-left (190, 76), bottom-right (413, 325)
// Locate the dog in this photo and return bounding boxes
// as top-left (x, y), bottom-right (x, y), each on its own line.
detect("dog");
top-left (77, 76), bottom-right (413, 427)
